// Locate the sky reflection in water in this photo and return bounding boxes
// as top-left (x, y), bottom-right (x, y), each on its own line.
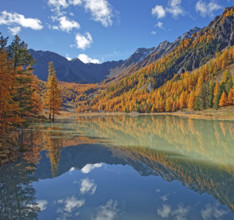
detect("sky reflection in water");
top-left (0, 115), bottom-right (234, 220)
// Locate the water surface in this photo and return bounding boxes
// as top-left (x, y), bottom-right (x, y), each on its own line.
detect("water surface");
top-left (0, 115), bottom-right (234, 220)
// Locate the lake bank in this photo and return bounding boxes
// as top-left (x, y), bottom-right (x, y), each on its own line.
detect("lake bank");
top-left (56, 106), bottom-right (234, 121)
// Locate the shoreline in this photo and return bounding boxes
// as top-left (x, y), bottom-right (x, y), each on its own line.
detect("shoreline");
top-left (57, 106), bottom-right (234, 121)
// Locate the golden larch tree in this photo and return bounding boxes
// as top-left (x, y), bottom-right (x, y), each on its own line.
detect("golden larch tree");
top-left (188, 91), bottom-right (195, 110)
top-left (219, 91), bottom-right (228, 107)
top-left (30, 74), bottom-right (42, 115)
top-left (44, 62), bottom-right (62, 121)
top-left (165, 97), bottom-right (173, 112)
top-left (179, 91), bottom-right (187, 109)
top-left (0, 51), bottom-right (21, 133)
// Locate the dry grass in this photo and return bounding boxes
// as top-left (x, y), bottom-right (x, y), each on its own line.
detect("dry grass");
top-left (168, 106), bottom-right (234, 120)
top-left (57, 106), bottom-right (234, 121)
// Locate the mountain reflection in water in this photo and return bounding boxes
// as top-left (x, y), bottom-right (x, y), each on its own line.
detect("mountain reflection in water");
top-left (0, 115), bottom-right (234, 219)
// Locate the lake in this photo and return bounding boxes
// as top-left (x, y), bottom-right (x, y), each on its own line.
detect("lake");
top-left (0, 115), bottom-right (234, 220)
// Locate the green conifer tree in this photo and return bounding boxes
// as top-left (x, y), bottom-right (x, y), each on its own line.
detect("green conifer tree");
top-left (207, 81), bottom-right (215, 108)
top-left (213, 83), bottom-right (225, 109)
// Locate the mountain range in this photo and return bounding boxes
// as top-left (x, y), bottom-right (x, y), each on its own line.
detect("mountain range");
top-left (29, 49), bottom-right (123, 83)
top-left (30, 4), bottom-right (233, 85)
top-left (72, 6), bottom-right (234, 113)
top-left (31, 5), bottom-right (233, 85)
top-left (30, 6), bottom-right (234, 114)
top-left (30, 3), bottom-right (234, 85)
top-left (29, 25), bottom-right (204, 83)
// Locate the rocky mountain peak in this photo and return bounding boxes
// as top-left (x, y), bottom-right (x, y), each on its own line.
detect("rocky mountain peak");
top-left (181, 27), bottom-right (201, 41)
top-left (124, 47), bottom-right (156, 66)
top-left (155, 40), bottom-right (171, 52)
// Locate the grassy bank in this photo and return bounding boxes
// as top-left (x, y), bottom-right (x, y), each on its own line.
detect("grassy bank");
top-left (56, 106), bottom-right (234, 121)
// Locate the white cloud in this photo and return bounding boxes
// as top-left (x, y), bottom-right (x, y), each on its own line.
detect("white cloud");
top-left (94, 200), bottom-right (118, 220)
top-left (53, 16), bottom-right (80, 32)
top-left (36, 200), bottom-right (48, 212)
top-left (172, 204), bottom-right (189, 220)
top-left (84, 0), bottom-right (113, 27)
top-left (152, 5), bottom-right (166, 18)
top-left (66, 53), bottom-right (72, 61)
top-left (27, 200), bottom-right (48, 212)
top-left (160, 195), bottom-right (168, 202)
top-left (8, 26), bottom-right (21, 35)
top-left (75, 32), bottom-right (93, 50)
top-left (49, 0), bottom-right (82, 8)
top-left (78, 54), bottom-right (100, 64)
top-left (157, 205), bottom-right (171, 218)
top-left (167, 0), bottom-right (184, 18)
top-left (69, 167), bottom-right (75, 171)
top-left (64, 196), bottom-right (85, 212)
top-left (201, 203), bottom-right (227, 220)
top-left (196, 1), bottom-right (222, 17)
top-left (48, 0), bottom-right (68, 9)
top-left (151, 0), bottom-right (183, 21)
top-left (156, 21), bottom-right (164, 29)
top-left (80, 178), bottom-right (97, 194)
top-left (157, 204), bottom-right (189, 220)
top-left (81, 163), bottom-right (103, 173)
top-left (0, 11), bottom-right (43, 30)
top-left (51, 25), bottom-right (59, 30)
top-left (68, 0), bottom-right (82, 5)
top-left (151, 31), bottom-right (157, 35)
top-left (55, 197), bottom-right (85, 220)
top-left (48, 0), bottom-right (114, 27)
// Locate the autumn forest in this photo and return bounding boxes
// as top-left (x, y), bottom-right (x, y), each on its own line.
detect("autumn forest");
top-left (1, 7), bottom-right (234, 134)
top-left (0, 35), bottom-right (62, 134)
top-left (1, 2), bottom-right (234, 220)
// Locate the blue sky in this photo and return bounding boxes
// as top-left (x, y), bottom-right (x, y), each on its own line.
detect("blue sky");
top-left (0, 0), bottom-right (233, 63)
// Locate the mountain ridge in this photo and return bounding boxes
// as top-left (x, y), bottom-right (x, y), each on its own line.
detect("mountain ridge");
top-left (74, 6), bottom-right (234, 113)
top-left (30, 5), bottom-right (234, 106)
top-left (30, 25), bottom-right (203, 83)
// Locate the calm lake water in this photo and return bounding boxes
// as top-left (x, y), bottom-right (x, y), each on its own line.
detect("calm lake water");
top-left (0, 115), bottom-right (234, 220)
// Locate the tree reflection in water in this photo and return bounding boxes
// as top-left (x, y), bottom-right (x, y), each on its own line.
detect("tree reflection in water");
top-left (0, 115), bottom-right (233, 218)
top-left (0, 159), bottom-right (38, 219)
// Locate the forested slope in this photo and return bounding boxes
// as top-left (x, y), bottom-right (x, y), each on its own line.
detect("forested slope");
top-left (75, 7), bottom-right (234, 113)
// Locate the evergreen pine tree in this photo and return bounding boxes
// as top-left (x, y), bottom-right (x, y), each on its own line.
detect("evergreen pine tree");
top-left (7, 36), bottom-right (37, 117)
top-left (194, 96), bottom-right (200, 110)
top-left (14, 66), bottom-right (34, 117)
top-left (0, 33), bottom-right (8, 50)
top-left (8, 35), bottom-right (35, 70)
top-left (207, 81), bottom-right (215, 108)
top-left (228, 89), bottom-right (234, 105)
top-left (199, 83), bottom-right (208, 110)
top-left (225, 78), bottom-right (233, 94)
